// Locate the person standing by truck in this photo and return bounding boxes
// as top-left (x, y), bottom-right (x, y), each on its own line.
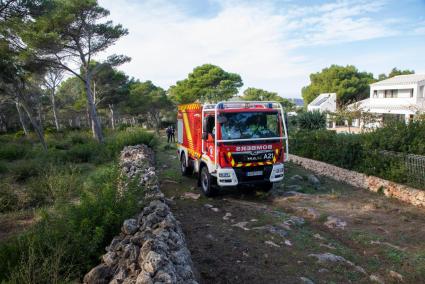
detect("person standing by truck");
top-left (166, 126), bottom-right (172, 143)
top-left (171, 125), bottom-right (176, 142)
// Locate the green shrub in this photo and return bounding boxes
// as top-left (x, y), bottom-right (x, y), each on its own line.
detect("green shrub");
top-left (105, 128), bottom-right (156, 153)
top-left (1, 165), bottom-right (85, 213)
top-left (0, 143), bottom-right (29, 161)
top-left (117, 123), bottom-right (131, 131)
top-left (297, 110), bottom-right (326, 130)
top-left (0, 183), bottom-right (20, 213)
top-left (66, 142), bottom-right (103, 163)
top-left (10, 160), bottom-right (41, 182)
top-left (41, 165), bottom-right (83, 202)
top-left (14, 130), bottom-right (26, 139)
top-left (0, 127), bottom-right (158, 282)
top-left (290, 121), bottom-right (425, 187)
top-left (68, 131), bottom-right (91, 145)
top-left (0, 161), bottom-right (8, 174)
top-left (23, 166), bottom-right (84, 208)
top-left (362, 121), bottom-right (425, 155)
top-left (0, 164), bottom-right (145, 282)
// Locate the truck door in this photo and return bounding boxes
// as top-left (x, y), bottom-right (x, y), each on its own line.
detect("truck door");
top-left (203, 115), bottom-right (215, 161)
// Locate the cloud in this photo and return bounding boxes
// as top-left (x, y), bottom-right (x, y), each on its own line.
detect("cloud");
top-left (413, 20), bottom-right (425, 35)
top-left (281, 0), bottom-right (398, 46)
top-left (98, 0), bottom-right (420, 97)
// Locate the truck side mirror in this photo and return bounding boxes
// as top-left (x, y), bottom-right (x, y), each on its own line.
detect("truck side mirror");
top-left (202, 132), bottom-right (208, 140)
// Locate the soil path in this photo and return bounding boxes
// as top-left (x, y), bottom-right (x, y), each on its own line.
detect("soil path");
top-left (157, 140), bottom-right (425, 284)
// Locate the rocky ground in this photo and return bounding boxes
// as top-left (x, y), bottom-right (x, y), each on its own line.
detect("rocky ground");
top-left (157, 141), bottom-right (425, 284)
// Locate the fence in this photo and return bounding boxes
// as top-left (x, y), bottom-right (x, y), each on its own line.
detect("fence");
top-left (380, 150), bottom-right (425, 188)
top-left (289, 137), bottom-right (425, 190)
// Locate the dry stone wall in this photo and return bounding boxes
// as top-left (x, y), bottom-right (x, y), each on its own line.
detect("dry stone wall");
top-left (289, 154), bottom-right (425, 208)
top-left (84, 145), bottom-right (198, 284)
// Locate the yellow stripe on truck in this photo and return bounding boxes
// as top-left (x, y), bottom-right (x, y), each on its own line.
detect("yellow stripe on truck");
top-left (225, 151), bottom-right (281, 168)
top-left (178, 103), bottom-right (202, 111)
top-left (182, 111), bottom-right (195, 150)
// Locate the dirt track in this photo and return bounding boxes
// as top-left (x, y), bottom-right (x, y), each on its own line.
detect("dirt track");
top-left (157, 141), bottom-right (425, 284)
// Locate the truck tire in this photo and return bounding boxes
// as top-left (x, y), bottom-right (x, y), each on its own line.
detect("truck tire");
top-left (180, 153), bottom-right (192, 176)
top-left (260, 182), bottom-right (274, 192)
top-left (199, 165), bottom-right (218, 197)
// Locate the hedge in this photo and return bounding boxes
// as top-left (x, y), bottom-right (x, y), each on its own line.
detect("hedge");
top-left (289, 121), bottom-right (425, 188)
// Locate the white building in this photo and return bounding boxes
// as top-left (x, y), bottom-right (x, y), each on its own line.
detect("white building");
top-left (351, 74), bottom-right (425, 128)
top-left (307, 93), bottom-right (337, 113)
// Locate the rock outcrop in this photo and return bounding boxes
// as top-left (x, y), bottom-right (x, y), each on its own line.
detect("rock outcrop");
top-left (84, 145), bottom-right (197, 284)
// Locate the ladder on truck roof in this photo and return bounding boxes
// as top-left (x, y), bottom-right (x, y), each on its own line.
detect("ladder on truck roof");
top-left (200, 101), bottom-right (289, 168)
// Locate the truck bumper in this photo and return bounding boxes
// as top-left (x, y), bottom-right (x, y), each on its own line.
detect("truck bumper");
top-left (216, 163), bottom-right (284, 187)
top-left (270, 163), bottom-right (285, 182)
top-left (216, 168), bottom-right (239, 186)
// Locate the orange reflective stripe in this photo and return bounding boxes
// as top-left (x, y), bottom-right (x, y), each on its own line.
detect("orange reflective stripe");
top-left (225, 152), bottom-right (281, 168)
top-left (182, 111), bottom-right (195, 150)
top-left (178, 103), bottom-right (202, 111)
top-left (227, 152), bottom-right (236, 167)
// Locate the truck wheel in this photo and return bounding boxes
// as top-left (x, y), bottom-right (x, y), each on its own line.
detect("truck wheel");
top-left (180, 153), bottom-right (192, 176)
top-left (200, 166), bottom-right (217, 197)
top-left (260, 182), bottom-right (274, 192)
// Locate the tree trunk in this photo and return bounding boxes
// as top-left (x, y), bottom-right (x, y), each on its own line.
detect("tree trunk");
top-left (84, 75), bottom-right (103, 142)
top-left (37, 100), bottom-right (43, 133)
top-left (15, 100), bottom-right (29, 135)
top-left (109, 104), bottom-right (115, 130)
top-left (19, 99), bottom-right (47, 150)
top-left (150, 112), bottom-right (161, 134)
top-left (50, 90), bottom-right (60, 130)
top-left (86, 106), bottom-right (91, 129)
top-left (0, 115), bottom-right (6, 133)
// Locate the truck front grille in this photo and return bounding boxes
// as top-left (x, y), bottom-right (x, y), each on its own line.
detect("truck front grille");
top-left (233, 165), bottom-right (273, 182)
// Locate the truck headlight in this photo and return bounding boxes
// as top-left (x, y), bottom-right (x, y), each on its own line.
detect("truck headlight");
top-left (275, 167), bottom-right (284, 173)
top-left (219, 172), bottom-right (231, 178)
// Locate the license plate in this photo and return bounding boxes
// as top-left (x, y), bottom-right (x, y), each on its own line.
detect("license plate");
top-left (244, 151), bottom-right (273, 162)
top-left (247, 171), bottom-right (263, 177)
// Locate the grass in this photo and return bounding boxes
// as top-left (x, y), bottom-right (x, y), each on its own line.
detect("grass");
top-left (0, 127), bottom-right (156, 283)
top-left (0, 127), bottom-right (156, 213)
top-left (0, 161), bottom-right (8, 174)
top-left (0, 143), bottom-right (30, 161)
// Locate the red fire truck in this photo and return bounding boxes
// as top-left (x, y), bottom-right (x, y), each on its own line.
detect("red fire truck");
top-left (176, 101), bottom-right (288, 196)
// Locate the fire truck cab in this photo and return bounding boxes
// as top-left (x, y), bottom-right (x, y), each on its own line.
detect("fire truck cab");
top-left (176, 101), bottom-right (288, 196)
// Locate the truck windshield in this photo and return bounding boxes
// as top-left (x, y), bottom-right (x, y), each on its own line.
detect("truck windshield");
top-left (220, 111), bottom-right (280, 140)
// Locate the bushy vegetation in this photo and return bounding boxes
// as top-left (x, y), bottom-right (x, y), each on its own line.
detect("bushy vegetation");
top-left (290, 121), bottom-right (425, 188)
top-left (0, 128), bottom-right (155, 282)
top-left (0, 128), bottom-right (155, 214)
top-left (0, 143), bottom-right (30, 161)
top-left (296, 111), bottom-right (327, 130)
top-left (0, 165), bottom-right (146, 282)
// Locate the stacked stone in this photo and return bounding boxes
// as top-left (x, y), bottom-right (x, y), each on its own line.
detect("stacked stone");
top-left (84, 145), bottom-right (197, 284)
top-left (289, 154), bottom-right (425, 208)
top-left (119, 145), bottom-right (163, 201)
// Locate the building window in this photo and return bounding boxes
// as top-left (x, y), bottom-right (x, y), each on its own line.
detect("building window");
top-left (373, 90), bottom-right (378, 98)
top-left (410, 89), bottom-right (414, 98)
top-left (384, 89), bottom-right (398, 98)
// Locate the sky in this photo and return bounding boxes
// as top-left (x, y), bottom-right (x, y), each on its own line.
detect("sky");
top-left (98, 0), bottom-right (425, 98)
